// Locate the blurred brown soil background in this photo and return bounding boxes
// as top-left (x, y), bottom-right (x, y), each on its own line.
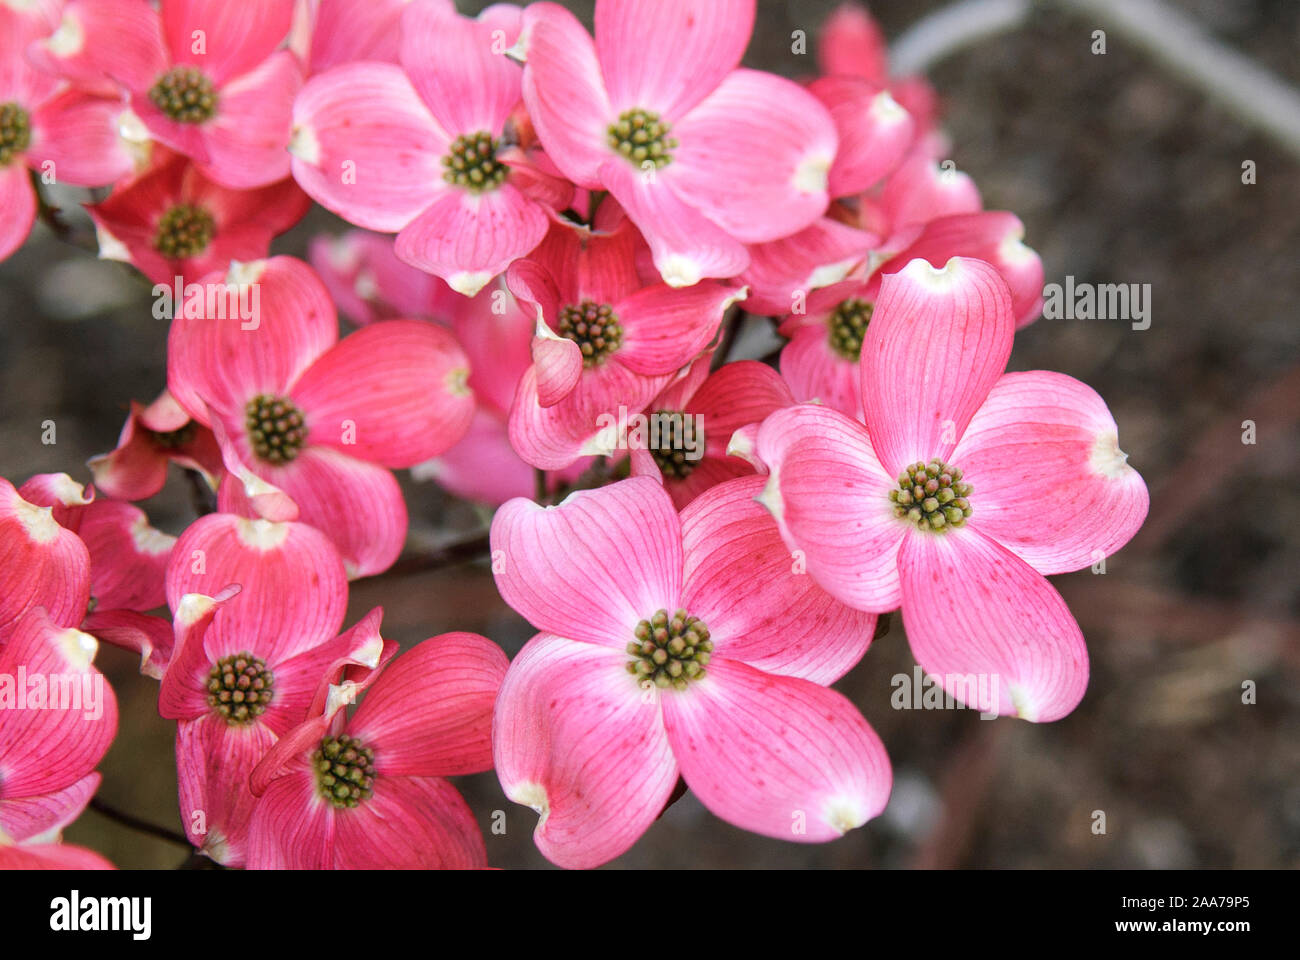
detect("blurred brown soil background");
top-left (1, 0), bottom-right (1296, 869)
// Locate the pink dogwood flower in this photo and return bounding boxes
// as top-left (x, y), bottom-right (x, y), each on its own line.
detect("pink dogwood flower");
top-left (88, 146), bottom-right (309, 285)
top-left (37, 0), bottom-right (303, 189)
top-left (491, 476), bottom-right (889, 869)
top-left (0, 4), bottom-right (144, 260)
top-left (518, 0), bottom-right (838, 287)
top-left (19, 474), bottom-right (176, 678)
top-left (289, 0), bottom-right (571, 295)
top-left (245, 631), bottom-right (507, 869)
top-left (756, 257), bottom-right (1149, 721)
top-left (818, 1), bottom-right (942, 153)
top-left (779, 211), bottom-right (1044, 418)
top-left (0, 476), bottom-right (90, 634)
top-left (160, 513), bottom-right (392, 865)
top-left (88, 388), bottom-right (223, 502)
top-left (507, 209), bottom-right (744, 469)
top-left (628, 357), bottom-right (795, 509)
top-left (0, 607), bottom-right (119, 870)
top-left (166, 255), bottom-right (475, 577)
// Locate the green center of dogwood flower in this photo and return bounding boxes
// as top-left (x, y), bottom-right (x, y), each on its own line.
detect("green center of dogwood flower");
top-left (828, 298), bottom-right (873, 361)
top-left (0, 102), bottom-right (31, 166)
top-left (207, 651), bottom-right (274, 725)
top-left (607, 109), bottom-right (677, 169)
top-left (144, 422), bottom-right (197, 450)
top-left (245, 394), bottom-right (307, 465)
top-left (154, 204), bottom-right (215, 259)
top-left (626, 608), bottom-right (713, 691)
top-left (890, 459), bottom-right (973, 532)
top-left (442, 131), bottom-right (507, 193)
top-left (559, 301), bottom-right (622, 366)
top-left (314, 734), bottom-right (376, 809)
top-left (149, 65), bottom-right (217, 124)
top-left (650, 410), bottom-right (703, 479)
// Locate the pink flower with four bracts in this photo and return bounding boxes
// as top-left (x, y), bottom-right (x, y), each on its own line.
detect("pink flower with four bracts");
top-left (756, 257), bottom-right (1150, 722)
top-left (166, 256), bottom-right (476, 577)
top-left (87, 388), bottom-right (223, 503)
top-left (290, 0), bottom-right (571, 296)
top-left (245, 631), bottom-right (508, 869)
top-left (88, 146), bottom-right (309, 286)
top-left (519, 0), bottom-right (838, 287)
top-left (37, 0), bottom-right (304, 189)
top-left (507, 209), bottom-right (745, 469)
top-left (491, 476), bottom-right (889, 869)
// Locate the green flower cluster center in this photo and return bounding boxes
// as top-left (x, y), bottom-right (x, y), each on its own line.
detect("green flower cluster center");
top-left (442, 131), bottom-right (507, 193)
top-left (626, 608), bottom-right (713, 691)
top-left (0, 102), bottom-right (32, 167)
top-left (890, 459), bottom-right (973, 532)
top-left (314, 734), bottom-right (376, 809)
top-left (145, 422), bottom-right (197, 450)
top-left (149, 65), bottom-right (217, 124)
top-left (828, 298), bottom-right (873, 361)
top-left (207, 651), bottom-right (274, 725)
top-left (558, 301), bottom-right (622, 366)
top-left (607, 109), bottom-right (677, 169)
top-left (650, 410), bottom-right (704, 480)
top-left (154, 204), bottom-right (215, 259)
top-left (245, 395), bottom-right (307, 465)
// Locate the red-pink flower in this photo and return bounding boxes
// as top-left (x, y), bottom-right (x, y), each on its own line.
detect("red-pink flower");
top-left (88, 388), bottom-right (223, 502)
top-left (519, 0), bottom-right (838, 287)
top-left (507, 210), bottom-right (744, 469)
top-left (159, 513), bottom-right (391, 865)
top-left (166, 256), bottom-right (475, 576)
top-left (289, 1), bottom-right (570, 295)
top-left (19, 474), bottom-right (176, 678)
top-left (88, 146), bottom-right (309, 285)
top-left (491, 476), bottom-right (889, 869)
top-left (756, 257), bottom-right (1149, 721)
top-left (0, 477), bottom-right (90, 634)
top-left (779, 212), bottom-right (1044, 418)
top-left (245, 631), bottom-right (507, 869)
top-left (818, 1), bottom-right (942, 152)
top-left (0, 4), bottom-right (143, 260)
top-left (628, 357), bottom-right (795, 509)
top-left (0, 607), bottom-right (119, 870)
top-left (39, 0), bottom-right (303, 189)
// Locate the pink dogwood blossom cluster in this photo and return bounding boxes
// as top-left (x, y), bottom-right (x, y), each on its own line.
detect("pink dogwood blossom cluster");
top-left (0, 0), bottom-right (1147, 870)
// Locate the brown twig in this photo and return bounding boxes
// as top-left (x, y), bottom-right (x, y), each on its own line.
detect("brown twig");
top-left (88, 796), bottom-right (191, 849)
